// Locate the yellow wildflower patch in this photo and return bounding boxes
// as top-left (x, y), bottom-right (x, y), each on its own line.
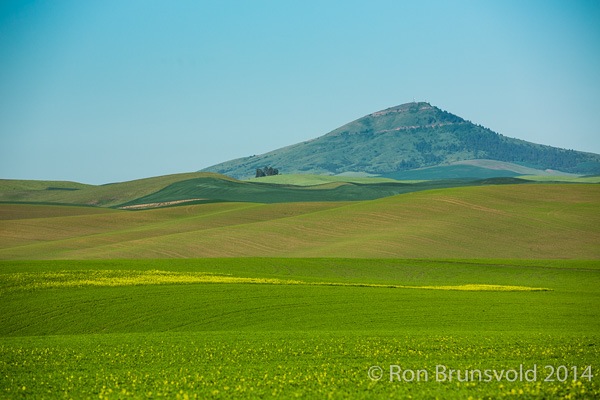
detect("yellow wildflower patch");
top-left (0, 270), bottom-right (551, 293)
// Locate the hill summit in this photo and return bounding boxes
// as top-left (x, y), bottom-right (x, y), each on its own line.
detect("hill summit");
top-left (203, 102), bottom-right (600, 179)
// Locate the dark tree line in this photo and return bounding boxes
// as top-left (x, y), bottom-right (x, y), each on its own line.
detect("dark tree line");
top-left (452, 125), bottom-right (594, 172)
top-left (404, 124), bottom-right (600, 173)
top-left (256, 166), bottom-right (279, 177)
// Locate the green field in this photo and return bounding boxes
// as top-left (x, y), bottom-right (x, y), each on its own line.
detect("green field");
top-left (1, 179), bottom-right (599, 398)
top-left (249, 174), bottom-right (411, 186)
top-left (520, 175), bottom-right (600, 183)
top-left (0, 173), bottom-right (234, 207)
top-left (1, 258), bottom-right (598, 398)
top-left (0, 173), bottom-right (536, 209)
top-left (1, 184), bottom-right (598, 259)
top-left (3, 171), bottom-right (596, 211)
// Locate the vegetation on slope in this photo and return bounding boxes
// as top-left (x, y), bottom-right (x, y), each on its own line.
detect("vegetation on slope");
top-left (202, 102), bottom-right (600, 178)
top-left (117, 176), bottom-right (524, 207)
top-left (1, 258), bottom-right (598, 398)
top-left (1, 184), bottom-right (598, 259)
top-left (248, 174), bottom-right (406, 186)
top-left (1, 258), bottom-right (597, 336)
top-left (2, 173), bottom-right (540, 209)
top-left (4, 167), bottom-right (595, 211)
top-left (383, 164), bottom-right (520, 180)
top-left (0, 179), bottom-right (92, 191)
top-left (0, 172), bottom-right (235, 207)
top-left (1, 268), bottom-right (550, 292)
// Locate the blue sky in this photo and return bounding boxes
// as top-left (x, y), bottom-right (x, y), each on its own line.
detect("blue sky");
top-left (1, 0), bottom-right (599, 184)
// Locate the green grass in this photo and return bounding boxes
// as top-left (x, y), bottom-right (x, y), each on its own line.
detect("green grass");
top-left (1, 258), bottom-right (599, 398)
top-left (0, 203), bottom-right (116, 220)
top-left (2, 332), bottom-right (598, 399)
top-left (0, 179), bottom-right (93, 191)
top-left (1, 182), bottom-right (599, 398)
top-left (383, 165), bottom-right (520, 180)
top-left (0, 172), bottom-right (550, 209)
top-left (1, 258), bottom-right (598, 335)
top-left (2, 184), bottom-right (598, 259)
top-left (3, 171), bottom-right (596, 212)
top-left (116, 176), bottom-right (517, 207)
top-left (248, 174), bottom-right (409, 186)
top-left (520, 175), bottom-right (600, 183)
top-left (0, 172), bottom-right (232, 207)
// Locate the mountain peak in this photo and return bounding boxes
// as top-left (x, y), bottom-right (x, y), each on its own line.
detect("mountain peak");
top-left (202, 103), bottom-right (600, 179)
top-left (327, 101), bottom-right (463, 137)
top-left (369, 101), bottom-right (433, 117)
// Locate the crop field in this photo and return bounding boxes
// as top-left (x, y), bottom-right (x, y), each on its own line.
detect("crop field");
top-left (0, 172), bottom-right (557, 208)
top-left (0, 173), bottom-right (451, 207)
top-left (1, 184), bottom-right (599, 259)
top-left (1, 181), bottom-right (598, 398)
top-left (0, 258), bottom-right (599, 398)
top-left (249, 174), bottom-right (411, 186)
top-left (519, 175), bottom-right (600, 183)
top-left (0, 173), bottom-right (231, 207)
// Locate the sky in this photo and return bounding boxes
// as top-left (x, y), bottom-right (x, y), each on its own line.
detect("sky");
top-left (1, 0), bottom-right (599, 184)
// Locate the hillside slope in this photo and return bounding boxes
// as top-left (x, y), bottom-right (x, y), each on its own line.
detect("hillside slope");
top-left (1, 173), bottom-right (533, 208)
top-left (118, 176), bottom-right (529, 207)
top-left (1, 184), bottom-right (598, 259)
top-left (202, 102), bottom-right (600, 179)
top-left (0, 173), bottom-right (235, 207)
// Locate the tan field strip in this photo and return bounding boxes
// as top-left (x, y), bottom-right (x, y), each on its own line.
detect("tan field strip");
top-left (0, 184), bottom-right (598, 259)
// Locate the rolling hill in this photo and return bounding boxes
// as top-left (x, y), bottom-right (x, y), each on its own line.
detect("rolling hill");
top-left (1, 184), bottom-right (598, 259)
top-left (202, 102), bottom-right (600, 179)
top-left (1, 172), bottom-right (535, 208)
top-left (0, 173), bottom-right (234, 208)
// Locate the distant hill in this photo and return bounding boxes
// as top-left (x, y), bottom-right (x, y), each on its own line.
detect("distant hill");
top-left (0, 173), bottom-right (537, 209)
top-left (0, 173), bottom-right (231, 208)
top-left (117, 176), bottom-right (531, 207)
top-left (202, 102), bottom-right (600, 179)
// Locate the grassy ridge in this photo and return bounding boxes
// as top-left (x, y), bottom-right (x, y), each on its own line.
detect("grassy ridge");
top-left (4, 170), bottom-right (595, 210)
top-left (1, 184), bottom-right (598, 259)
top-left (249, 174), bottom-right (409, 185)
top-left (383, 164), bottom-right (519, 180)
top-left (0, 179), bottom-right (92, 191)
top-left (0, 172), bottom-right (538, 208)
top-left (117, 176), bottom-right (486, 206)
top-left (520, 175), bottom-right (600, 183)
top-left (0, 172), bottom-right (232, 207)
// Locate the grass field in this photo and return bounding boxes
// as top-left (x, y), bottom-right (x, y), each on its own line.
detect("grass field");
top-left (520, 175), bottom-right (600, 183)
top-left (1, 258), bottom-right (598, 398)
top-left (0, 172), bottom-right (538, 209)
top-left (3, 171), bottom-right (596, 209)
top-left (1, 180), bottom-right (598, 398)
top-left (0, 173), bottom-right (233, 207)
top-left (115, 176), bottom-right (525, 207)
top-left (383, 159), bottom-right (586, 181)
top-left (1, 184), bottom-right (598, 259)
top-left (249, 174), bottom-right (410, 185)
